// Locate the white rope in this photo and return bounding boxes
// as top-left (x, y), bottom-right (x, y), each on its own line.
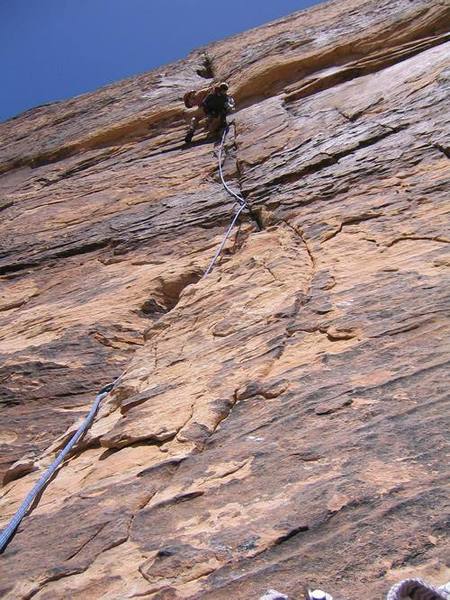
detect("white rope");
top-left (257, 579), bottom-right (450, 600)
top-left (259, 590), bottom-right (289, 600)
top-left (387, 579), bottom-right (450, 600)
top-left (204, 126), bottom-right (249, 276)
top-left (217, 127), bottom-right (247, 207)
top-left (204, 203), bottom-right (246, 276)
top-left (0, 377), bottom-right (121, 553)
top-left (0, 123), bottom-right (242, 553)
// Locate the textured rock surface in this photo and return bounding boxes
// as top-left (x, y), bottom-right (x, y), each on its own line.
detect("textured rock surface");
top-left (0, 0), bottom-right (449, 598)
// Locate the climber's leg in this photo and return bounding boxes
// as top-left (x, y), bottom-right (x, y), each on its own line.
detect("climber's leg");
top-left (185, 108), bottom-right (203, 143)
top-left (206, 113), bottom-right (225, 139)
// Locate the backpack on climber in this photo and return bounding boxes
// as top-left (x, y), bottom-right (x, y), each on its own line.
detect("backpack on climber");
top-left (183, 82), bottom-right (235, 144)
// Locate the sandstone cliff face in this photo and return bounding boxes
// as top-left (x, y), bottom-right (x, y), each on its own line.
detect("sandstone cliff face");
top-left (0, 0), bottom-right (449, 598)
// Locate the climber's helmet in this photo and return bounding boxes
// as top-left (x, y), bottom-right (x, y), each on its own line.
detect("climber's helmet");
top-left (217, 82), bottom-right (229, 94)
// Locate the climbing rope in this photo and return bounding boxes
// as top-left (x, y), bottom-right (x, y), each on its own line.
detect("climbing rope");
top-left (0, 100), bottom-right (446, 600)
top-left (387, 578), bottom-right (450, 600)
top-left (204, 203), bottom-right (246, 276)
top-left (259, 580), bottom-right (450, 600)
top-left (0, 378), bottom-right (120, 553)
top-left (204, 126), bottom-right (250, 276)
top-left (217, 126), bottom-right (247, 207)
top-left (0, 122), bottom-right (244, 553)
top-left (212, 125), bottom-right (450, 600)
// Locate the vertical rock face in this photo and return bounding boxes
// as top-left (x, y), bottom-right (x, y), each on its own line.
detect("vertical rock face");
top-left (0, 0), bottom-right (449, 598)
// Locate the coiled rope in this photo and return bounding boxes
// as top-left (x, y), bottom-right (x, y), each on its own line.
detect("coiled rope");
top-left (387, 579), bottom-right (450, 600)
top-left (259, 580), bottom-right (450, 600)
top-left (0, 379), bottom-right (120, 553)
top-left (204, 126), bottom-right (250, 276)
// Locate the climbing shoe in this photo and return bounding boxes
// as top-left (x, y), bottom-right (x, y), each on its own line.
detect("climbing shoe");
top-left (184, 130), bottom-right (194, 144)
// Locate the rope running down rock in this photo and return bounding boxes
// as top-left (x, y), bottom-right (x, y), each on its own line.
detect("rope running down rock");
top-left (0, 124), bottom-right (244, 551)
top-left (0, 114), bottom-right (447, 600)
top-left (204, 126), bottom-right (249, 276)
top-left (0, 378), bottom-right (120, 553)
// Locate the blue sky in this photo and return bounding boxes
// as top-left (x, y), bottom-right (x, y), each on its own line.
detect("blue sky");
top-left (1, 0), bottom-right (324, 123)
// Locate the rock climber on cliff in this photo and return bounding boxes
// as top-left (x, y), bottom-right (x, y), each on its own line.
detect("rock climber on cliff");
top-left (183, 82), bottom-right (235, 144)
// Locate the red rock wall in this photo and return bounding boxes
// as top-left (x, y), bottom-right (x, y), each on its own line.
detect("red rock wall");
top-left (0, 0), bottom-right (449, 597)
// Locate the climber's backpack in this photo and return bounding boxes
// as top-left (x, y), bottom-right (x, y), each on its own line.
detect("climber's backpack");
top-left (183, 86), bottom-right (212, 109)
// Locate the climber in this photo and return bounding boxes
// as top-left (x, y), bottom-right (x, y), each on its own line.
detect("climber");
top-left (183, 82), bottom-right (235, 144)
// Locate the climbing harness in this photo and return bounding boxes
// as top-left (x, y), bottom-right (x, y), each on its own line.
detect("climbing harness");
top-left (204, 126), bottom-right (249, 276)
top-left (0, 378), bottom-right (120, 553)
